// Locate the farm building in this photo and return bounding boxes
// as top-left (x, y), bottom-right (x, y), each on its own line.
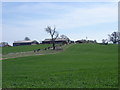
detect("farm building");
top-left (0, 42), bottom-right (10, 47)
top-left (42, 38), bottom-right (71, 44)
top-left (13, 40), bottom-right (39, 46)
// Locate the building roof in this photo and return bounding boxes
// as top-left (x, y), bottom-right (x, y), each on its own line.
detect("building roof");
top-left (13, 40), bottom-right (38, 43)
top-left (44, 38), bottom-right (69, 41)
top-left (0, 42), bottom-right (9, 47)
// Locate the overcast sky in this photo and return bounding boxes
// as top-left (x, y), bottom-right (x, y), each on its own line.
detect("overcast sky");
top-left (2, 2), bottom-right (118, 45)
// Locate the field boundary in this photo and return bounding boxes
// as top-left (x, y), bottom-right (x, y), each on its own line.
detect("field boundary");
top-left (1, 44), bottom-right (73, 60)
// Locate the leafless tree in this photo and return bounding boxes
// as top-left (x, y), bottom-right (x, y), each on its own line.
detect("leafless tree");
top-left (45, 26), bottom-right (59, 50)
top-left (24, 37), bottom-right (30, 41)
top-left (102, 39), bottom-right (108, 44)
top-left (108, 31), bottom-right (120, 44)
top-left (60, 34), bottom-right (70, 44)
top-left (60, 35), bottom-right (68, 39)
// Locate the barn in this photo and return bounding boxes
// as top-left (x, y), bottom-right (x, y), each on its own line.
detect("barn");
top-left (0, 42), bottom-right (10, 47)
top-left (13, 40), bottom-right (39, 46)
top-left (42, 38), bottom-right (70, 44)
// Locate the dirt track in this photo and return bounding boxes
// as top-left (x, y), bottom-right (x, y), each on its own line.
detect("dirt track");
top-left (1, 49), bottom-right (63, 60)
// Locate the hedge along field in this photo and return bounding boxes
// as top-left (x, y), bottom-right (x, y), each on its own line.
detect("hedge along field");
top-left (2, 44), bottom-right (118, 88)
top-left (2, 44), bottom-right (52, 55)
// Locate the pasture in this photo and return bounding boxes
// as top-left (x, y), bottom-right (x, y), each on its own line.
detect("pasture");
top-left (2, 44), bottom-right (118, 88)
top-left (0, 47), bottom-right (2, 54)
top-left (2, 44), bottom-right (52, 55)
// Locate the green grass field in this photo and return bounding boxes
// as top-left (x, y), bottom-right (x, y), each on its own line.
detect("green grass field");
top-left (0, 47), bottom-right (2, 54)
top-left (2, 44), bottom-right (52, 55)
top-left (2, 44), bottom-right (118, 88)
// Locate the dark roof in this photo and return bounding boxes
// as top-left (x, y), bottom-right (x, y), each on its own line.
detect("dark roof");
top-left (13, 40), bottom-right (38, 43)
top-left (44, 38), bottom-right (69, 41)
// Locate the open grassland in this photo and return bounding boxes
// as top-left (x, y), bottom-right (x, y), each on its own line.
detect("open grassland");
top-left (0, 47), bottom-right (2, 54)
top-left (2, 44), bottom-right (52, 55)
top-left (2, 44), bottom-right (118, 88)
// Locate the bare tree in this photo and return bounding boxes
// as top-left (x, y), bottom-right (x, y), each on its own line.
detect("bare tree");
top-left (45, 26), bottom-right (59, 50)
top-left (108, 31), bottom-right (120, 44)
top-left (102, 39), bottom-right (108, 44)
top-left (24, 37), bottom-right (30, 41)
top-left (60, 34), bottom-right (70, 44)
top-left (60, 35), bottom-right (68, 39)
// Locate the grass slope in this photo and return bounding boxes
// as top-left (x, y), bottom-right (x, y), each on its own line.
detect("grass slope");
top-left (2, 44), bottom-right (52, 55)
top-left (2, 44), bottom-right (118, 88)
top-left (0, 47), bottom-right (2, 54)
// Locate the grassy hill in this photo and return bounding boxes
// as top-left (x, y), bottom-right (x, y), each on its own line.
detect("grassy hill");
top-left (2, 44), bottom-right (118, 88)
top-left (0, 47), bottom-right (1, 54)
top-left (2, 44), bottom-right (52, 55)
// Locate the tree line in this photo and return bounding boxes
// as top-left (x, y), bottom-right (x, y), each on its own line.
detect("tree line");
top-left (102, 31), bottom-right (120, 44)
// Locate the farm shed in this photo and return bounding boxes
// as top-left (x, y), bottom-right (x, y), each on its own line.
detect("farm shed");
top-left (0, 42), bottom-right (10, 47)
top-left (42, 38), bottom-right (70, 44)
top-left (13, 40), bottom-right (39, 46)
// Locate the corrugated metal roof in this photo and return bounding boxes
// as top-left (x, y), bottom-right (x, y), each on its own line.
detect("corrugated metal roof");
top-left (44, 38), bottom-right (68, 41)
top-left (14, 40), bottom-right (38, 43)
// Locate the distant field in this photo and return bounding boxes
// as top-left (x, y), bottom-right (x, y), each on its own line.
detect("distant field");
top-left (2, 44), bottom-right (52, 55)
top-left (2, 44), bottom-right (118, 88)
